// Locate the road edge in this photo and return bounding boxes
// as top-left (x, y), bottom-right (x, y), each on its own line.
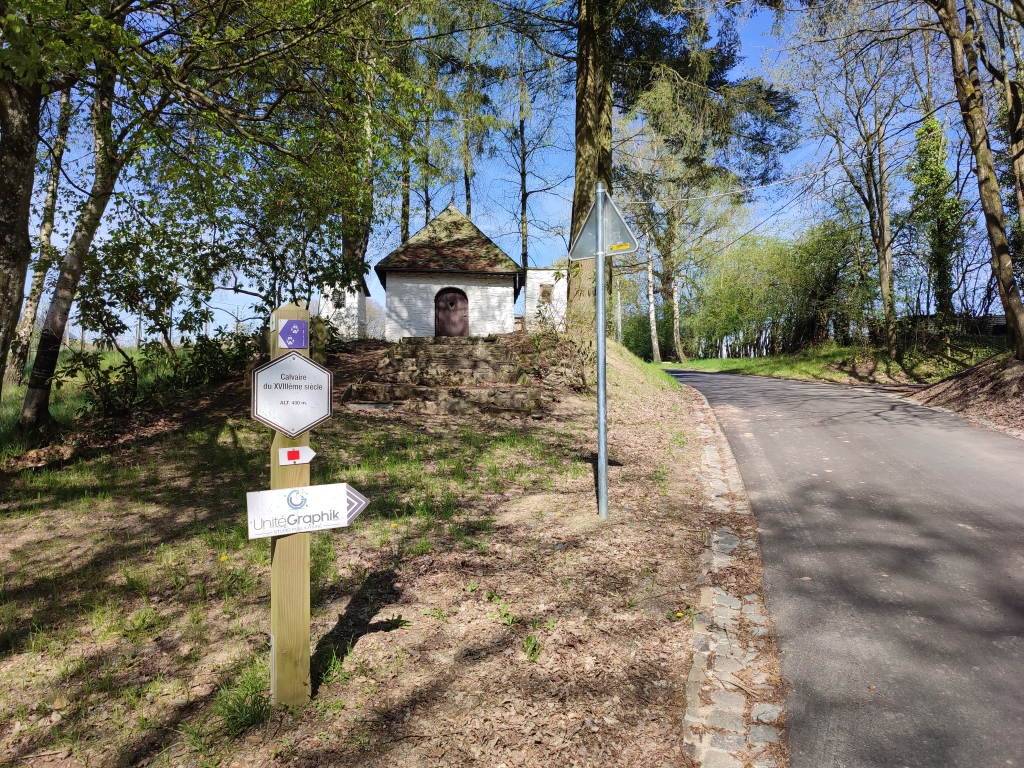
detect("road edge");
top-left (666, 365), bottom-right (1024, 443)
top-left (684, 385), bottom-right (788, 768)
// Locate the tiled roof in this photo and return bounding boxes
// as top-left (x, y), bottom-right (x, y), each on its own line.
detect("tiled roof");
top-left (375, 205), bottom-right (523, 288)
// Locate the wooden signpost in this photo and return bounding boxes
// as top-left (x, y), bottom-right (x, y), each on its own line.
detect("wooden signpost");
top-left (267, 303), bottom-right (314, 706)
top-left (249, 302), bottom-right (371, 706)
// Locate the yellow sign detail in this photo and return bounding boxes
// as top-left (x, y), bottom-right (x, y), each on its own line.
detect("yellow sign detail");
top-left (610, 243), bottom-right (631, 251)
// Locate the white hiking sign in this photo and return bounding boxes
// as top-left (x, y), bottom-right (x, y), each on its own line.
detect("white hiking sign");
top-left (251, 352), bottom-right (333, 438)
top-left (246, 482), bottom-right (371, 539)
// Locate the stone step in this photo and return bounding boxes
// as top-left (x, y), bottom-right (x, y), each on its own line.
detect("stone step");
top-left (342, 383), bottom-right (541, 415)
top-left (386, 347), bottom-right (510, 362)
top-left (375, 337), bottom-right (526, 388)
top-left (378, 369), bottom-right (529, 386)
top-left (380, 362), bottom-right (524, 376)
top-left (398, 336), bottom-right (500, 346)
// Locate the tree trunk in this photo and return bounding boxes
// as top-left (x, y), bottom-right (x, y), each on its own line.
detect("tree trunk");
top-left (423, 113), bottom-right (432, 224)
top-left (615, 275), bottom-right (622, 344)
top-left (0, 80), bottom-right (44, 404)
top-left (877, 134), bottom-right (898, 356)
top-left (6, 89), bottom-right (72, 386)
top-left (401, 140), bottom-right (411, 242)
top-left (342, 63), bottom-right (376, 284)
top-left (519, 89), bottom-right (529, 270)
top-left (567, 0), bottom-right (613, 343)
top-left (670, 276), bottom-right (686, 362)
top-left (647, 251), bottom-right (661, 363)
top-left (463, 119), bottom-right (472, 219)
top-left (928, 0), bottom-right (1024, 357)
top-left (21, 73), bottom-right (124, 431)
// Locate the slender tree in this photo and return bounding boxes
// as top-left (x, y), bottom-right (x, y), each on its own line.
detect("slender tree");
top-left (782, 1), bottom-right (917, 355)
top-left (908, 115), bottom-right (965, 320)
top-left (19, 0), bottom-right (400, 430)
top-left (921, 0), bottom-right (1024, 356)
top-left (5, 88), bottom-right (74, 385)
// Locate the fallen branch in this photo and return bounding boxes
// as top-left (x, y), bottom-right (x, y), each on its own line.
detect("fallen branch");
top-left (712, 672), bottom-right (762, 699)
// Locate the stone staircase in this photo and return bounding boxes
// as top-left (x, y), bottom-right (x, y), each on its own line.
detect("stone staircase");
top-left (341, 337), bottom-right (542, 416)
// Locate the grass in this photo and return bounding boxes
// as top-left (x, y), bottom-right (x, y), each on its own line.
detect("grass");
top-left (0, 347), bottom-right (145, 460)
top-left (666, 345), bottom-right (860, 381)
top-left (0, 380), bottom-right (86, 460)
top-left (523, 634), bottom-right (541, 662)
top-left (664, 339), bottom-right (1009, 385)
top-left (214, 658), bottom-right (273, 735)
top-left (0, 345), bottom-right (594, 766)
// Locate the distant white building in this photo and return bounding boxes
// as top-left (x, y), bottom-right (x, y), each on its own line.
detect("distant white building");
top-left (320, 277), bottom-right (370, 340)
top-left (375, 206), bottom-right (525, 342)
top-left (522, 268), bottom-right (568, 332)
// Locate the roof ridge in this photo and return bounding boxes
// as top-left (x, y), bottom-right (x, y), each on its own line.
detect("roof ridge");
top-left (374, 207), bottom-right (523, 289)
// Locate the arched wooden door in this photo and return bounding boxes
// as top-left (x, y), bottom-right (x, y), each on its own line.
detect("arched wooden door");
top-left (435, 288), bottom-right (469, 337)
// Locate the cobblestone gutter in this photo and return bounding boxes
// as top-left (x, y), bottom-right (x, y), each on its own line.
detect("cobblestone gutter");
top-left (684, 390), bottom-right (787, 768)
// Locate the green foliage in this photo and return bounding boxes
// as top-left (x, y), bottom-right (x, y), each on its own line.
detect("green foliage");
top-left (53, 349), bottom-right (140, 419)
top-left (310, 532), bottom-right (338, 604)
top-left (681, 220), bottom-right (876, 357)
top-left (54, 330), bottom-right (258, 419)
top-left (907, 115), bottom-right (965, 318)
top-left (523, 634), bottom-right (541, 661)
top-left (214, 660), bottom-right (272, 735)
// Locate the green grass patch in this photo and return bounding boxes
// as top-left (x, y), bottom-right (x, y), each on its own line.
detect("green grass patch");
top-left (665, 340), bottom-right (1008, 385)
top-left (665, 345), bottom-right (865, 382)
top-left (213, 658), bottom-right (272, 735)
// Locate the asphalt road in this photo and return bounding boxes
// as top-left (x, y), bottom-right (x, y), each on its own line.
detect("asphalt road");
top-left (669, 371), bottom-right (1024, 768)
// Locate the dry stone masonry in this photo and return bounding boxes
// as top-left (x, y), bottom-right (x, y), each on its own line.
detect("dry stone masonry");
top-left (341, 336), bottom-right (541, 416)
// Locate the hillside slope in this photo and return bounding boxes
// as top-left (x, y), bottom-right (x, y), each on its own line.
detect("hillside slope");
top-left (0, 339), bottom-right (720, 767)
top-left (912, 353), bottom-right (1024, 435)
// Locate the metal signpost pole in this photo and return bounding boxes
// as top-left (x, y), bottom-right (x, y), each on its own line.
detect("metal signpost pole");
top-left (268, 303), bottom-right (312, 706)
top-left (595, 182), bottom-right (609, 520)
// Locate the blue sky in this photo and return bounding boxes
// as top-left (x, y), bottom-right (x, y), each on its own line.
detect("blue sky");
top-left (45, 8), bottom-right (807, 337)
top-left (321, 8), bottom-right (803, 322)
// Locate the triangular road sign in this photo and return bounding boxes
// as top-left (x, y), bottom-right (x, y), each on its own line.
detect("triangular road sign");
top-left (568, 190), bottom-right (639, 260)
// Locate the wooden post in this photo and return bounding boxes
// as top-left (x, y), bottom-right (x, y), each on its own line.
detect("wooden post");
top-left (269, 303), bottom-right (311, 706)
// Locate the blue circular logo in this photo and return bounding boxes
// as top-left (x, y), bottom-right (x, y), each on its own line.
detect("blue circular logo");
top-left (286, 490), bottom-right (308, 510)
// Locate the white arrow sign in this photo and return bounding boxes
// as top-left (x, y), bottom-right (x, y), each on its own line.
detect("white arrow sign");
top-left (246, 482), bottom-right (370, 539)
top-left (568, 189), bottom-right (639, 261)
top-left (278, 446), bottom-right (316, 466)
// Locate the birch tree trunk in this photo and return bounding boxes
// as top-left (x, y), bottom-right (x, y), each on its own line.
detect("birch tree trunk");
top-left (615, 275), bottom-right (622, 344)
top-left (463, 121), bottom-right (473, 220)
top-left (647, 252), bottom-right (661, 363)
top-left (927, 0), bottom-right (1024, 357)
top-left (670, 275), bottom-right (686, 362)
top-left (423, 113), bottom-right (432, 224)
top-left (0, 80), bottom-right (44, 404)
top-left (401, 141), bottom-right (411, 242)
top-left (21, 72), bottom-right (124, 430)
top-left (6, 89), bottom-right (73, 386)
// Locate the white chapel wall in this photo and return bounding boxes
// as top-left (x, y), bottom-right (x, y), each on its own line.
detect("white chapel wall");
top-left (384, 272), bottom-right (516, 341)
top-left (320, 285), bottom-right (366, 340)
top-left (523, 269), bottom-right (568, 331)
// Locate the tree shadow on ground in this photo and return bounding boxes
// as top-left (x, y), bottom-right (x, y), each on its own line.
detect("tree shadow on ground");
top-left (310, 569), bottom-right (404, 697)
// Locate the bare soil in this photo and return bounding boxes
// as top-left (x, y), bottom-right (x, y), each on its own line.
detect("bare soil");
top-left (0, 341), bottom-right (762, 768)
top-left (911, 353), bottom-right (1024, 435)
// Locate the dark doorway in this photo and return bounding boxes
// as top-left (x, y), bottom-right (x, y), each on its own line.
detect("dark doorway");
top-left (435, 288), bottom-right (469, 336)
